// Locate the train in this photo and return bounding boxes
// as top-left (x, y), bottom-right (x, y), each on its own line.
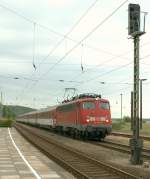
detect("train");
top-left (16, 93), bottom-right (112, 140)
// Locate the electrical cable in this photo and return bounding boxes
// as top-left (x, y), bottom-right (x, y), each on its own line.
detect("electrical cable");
top-left (71, 53), bottom-right (150, 90)
top-left (31, 0), bottom-right (129, 82)
top-left (15, 0), bottom-right (100, 99)
top-left (1, 0), bottom-right (136, 106)
top-left (19, 0), bottom-right (130, 104)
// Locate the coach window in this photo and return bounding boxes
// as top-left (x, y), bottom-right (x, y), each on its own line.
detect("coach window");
top-left (58, 104), bottom-right (75, 112)
top-left (82, 102), bottom-right (95, 109)
top-left (99, 102), bottom-right (109, 110)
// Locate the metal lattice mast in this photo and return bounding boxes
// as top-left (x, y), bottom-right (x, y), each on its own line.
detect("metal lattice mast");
top-left (128, 3), bottom-right (147, 164)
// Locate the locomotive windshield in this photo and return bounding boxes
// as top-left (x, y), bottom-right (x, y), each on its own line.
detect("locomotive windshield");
top-left (82, 102), bottom-right (95, 109)
top-left (99, 102), bottom-right (109, 110)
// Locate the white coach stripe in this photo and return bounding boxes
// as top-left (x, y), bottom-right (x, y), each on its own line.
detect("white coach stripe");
top-left (8, 128), bottom-right (41, 179)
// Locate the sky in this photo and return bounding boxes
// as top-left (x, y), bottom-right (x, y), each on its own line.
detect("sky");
top-left (0, 0), bottom-right (150, 118)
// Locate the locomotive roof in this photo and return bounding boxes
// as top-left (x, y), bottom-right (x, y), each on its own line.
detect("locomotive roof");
top-left (59, 97), bottom-right (109, 106)
top-left (18, 97), bottom-right (109, 117)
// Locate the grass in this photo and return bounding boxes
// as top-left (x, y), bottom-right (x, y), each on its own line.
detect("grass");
top-left (112, 121), bottom-right (150, 136)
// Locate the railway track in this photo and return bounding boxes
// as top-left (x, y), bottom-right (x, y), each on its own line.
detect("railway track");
top-left (15, 123), bottom-right (139, 179)
top-left (111, 132), bottom-right (150, 141)
top-left (91, 140), bottom-right (150, 160)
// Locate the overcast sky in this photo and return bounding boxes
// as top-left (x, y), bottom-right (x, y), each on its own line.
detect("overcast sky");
top-left (0, 0), bottom-right (150, 118)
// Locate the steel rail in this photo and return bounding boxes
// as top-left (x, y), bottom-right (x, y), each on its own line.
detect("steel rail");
top-left (111, 132), bottom-right (150, 141)
top-left (15, 123), bottom-right (139, 179)
top-left (91, 140), bottom-right (150, 159)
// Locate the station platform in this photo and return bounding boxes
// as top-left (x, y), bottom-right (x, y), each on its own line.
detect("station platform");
top-left (0, 127), bottom-right (75, 179)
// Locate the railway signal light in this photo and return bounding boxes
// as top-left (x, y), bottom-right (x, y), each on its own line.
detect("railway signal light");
top-left (128, 4), bottom-right (140, 36)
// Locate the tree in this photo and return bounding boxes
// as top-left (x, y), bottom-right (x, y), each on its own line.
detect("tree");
top-left (2, 105), bottom-right (16, 119)
top-left (123, 116), bottom-right (131, 122)
top-left (2, 106), bottom-right (7, 118)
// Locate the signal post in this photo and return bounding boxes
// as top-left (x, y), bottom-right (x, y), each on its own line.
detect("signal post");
top-left (128, 4), bottom-right (146, 164)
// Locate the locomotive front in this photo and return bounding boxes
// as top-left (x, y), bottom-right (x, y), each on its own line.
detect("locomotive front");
top-left (79, 97), bottom-right (112, 139)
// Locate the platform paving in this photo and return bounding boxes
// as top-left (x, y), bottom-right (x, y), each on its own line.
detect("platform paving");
top-left (0, 128), bottom-right (76, 179)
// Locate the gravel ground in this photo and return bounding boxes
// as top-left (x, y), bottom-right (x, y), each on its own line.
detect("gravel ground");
top-left (45, 131), bottom-right (150, 179)
top-left (19, 126), bottom-right (150, 179)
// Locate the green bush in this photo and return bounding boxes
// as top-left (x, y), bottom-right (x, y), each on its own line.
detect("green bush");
top-left (123, 116), bottom-right (131, 122)
top-left (0, 118), bottom-right (14, 127)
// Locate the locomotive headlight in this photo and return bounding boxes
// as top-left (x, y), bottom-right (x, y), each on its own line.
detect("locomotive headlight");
top-left (105, 119), bottom-right (109, 123)
top-left (86, 116), bottom-right (95, 122)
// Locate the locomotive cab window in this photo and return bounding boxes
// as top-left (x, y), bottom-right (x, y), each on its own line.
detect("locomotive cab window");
top-left (99, 102), bottom-right (109, 110)
top-left (82, 102), bottom-right (95, 109)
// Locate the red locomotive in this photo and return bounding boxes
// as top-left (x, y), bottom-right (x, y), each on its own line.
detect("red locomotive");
top-left (17, 93), bottom-right (112, 139)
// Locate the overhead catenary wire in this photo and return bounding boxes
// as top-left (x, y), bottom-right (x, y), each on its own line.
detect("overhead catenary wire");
top-left (87, 53), bottom-right (150, 83)
top-left (30, 0), bottom-right (100, 68)
top-left (17, 0), bottom-right (130, 104)
top-left (1, 0), bottom-right (149, 75)
top-left (0, 0), bottom-right (117, 61)
top-left (1, 0), bottom-right (148, 72)
top-left (104, 86), bottom-right (131, 96)
top-left (0, 2), bottom-right (67, 37)
top-left (28, 0), bottom-right (129, 84)
top-left (69, 49), bottom-right (131, 82)
top-left (68, 40), bottom-right (150, 83)
top-left (43, 0), bottom-right (129, 73)
top-left (98, 78), bottom-right (133, 96)
top-left (69, 53), bottom-right (150, 90)
top-left (19, 0), bottom-right (130, 102)
top-left (2, 0), bottom-right (148, 108)
top-left (0, 2), bottom-right (35, 24)
top-left (0, 0), bottom-right (133, 70)
top-left (64, 0), bottom-right (100, 37)
top-left (13, 0), bottom-right (100, 99)
top-left (23, 52), bottom-right (150, 105)
top-left (0, 0), bottom-right (100, 68)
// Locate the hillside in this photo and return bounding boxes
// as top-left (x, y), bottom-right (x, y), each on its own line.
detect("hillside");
top-left (0, 105), bottom-right (36, 116)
